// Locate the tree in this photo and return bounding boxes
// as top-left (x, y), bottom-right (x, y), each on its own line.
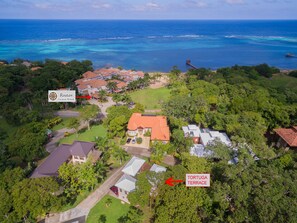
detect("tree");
top-left (107, 81), bottom-right (118, 93)
top-left (80, 105), bottom-right (99, 130)
top-left (118, 207), bottom-right (143, 223)
top-left (12, 177), bottom-right (61, 222)
top-left (0, 188), bottom-right (12, 222)
top-left (111, 146), bottom-right (128, 165)
top-left (128, 172), bottom-right (152, 207)
top-left (97, 90), bottom-right (108, 102)
top-left (171, 129), bottom-right (192, 153)
top-left (108, 115), bottom-right (128, 138)
top-left (105, 198), bottom-right (112, 208)
top-left (7, 122), bottom-right (47, 162)
top-left (66, 118), bottom-right (80, 137)
top-left (95, 136), bottom-right (109, 151)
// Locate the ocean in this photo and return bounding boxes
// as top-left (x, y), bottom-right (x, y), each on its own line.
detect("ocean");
top-left (0, 20), bottom-right (296, 71)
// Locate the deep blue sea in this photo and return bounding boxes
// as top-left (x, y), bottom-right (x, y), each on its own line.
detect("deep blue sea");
top-left (0, 20), bottom-right (297, 71)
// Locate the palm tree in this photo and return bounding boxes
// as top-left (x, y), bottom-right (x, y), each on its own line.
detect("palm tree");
top-left (98, 90), bottom-right (107, 102)
top-left (95, 136), bottom-right (108, 152)
top-left (112, 145), bottom-right (128, 165)
top-left (94, 161), bottom-right (109, 182)
top-left (107, 81), bottom-right (117, 93)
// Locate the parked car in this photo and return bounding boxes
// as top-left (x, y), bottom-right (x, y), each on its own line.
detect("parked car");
top-left (126, 138), bottom-right (132, 144)
top-left (131, 138), bottom-right (136, 144)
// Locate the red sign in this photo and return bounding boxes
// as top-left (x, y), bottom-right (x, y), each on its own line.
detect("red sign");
top-left (186, 174), bottom-right (210, 187)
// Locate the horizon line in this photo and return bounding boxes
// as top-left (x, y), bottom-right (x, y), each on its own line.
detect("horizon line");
top-left (0, 18), bottom-right (297, 21)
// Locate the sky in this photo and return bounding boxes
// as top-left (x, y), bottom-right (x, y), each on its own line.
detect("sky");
top-left (0, 0), bottom-right (296, 20)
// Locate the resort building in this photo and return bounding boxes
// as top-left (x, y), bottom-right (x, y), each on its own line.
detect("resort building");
top-left (76, 79), bottom-right (108, 95)
top-left (127, 113), bottom-right (170, 144)
top-left (74, 67), bottom-right (144, 96)
top-left (31, 141), bottom-right (101, 178)
top-left (112, 156), bottom-right (166, 203)
top-left (274, 126), bottom-right (297, 149)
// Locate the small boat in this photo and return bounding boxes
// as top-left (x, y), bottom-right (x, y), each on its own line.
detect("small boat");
top-left (285, 53), bottom-right (296, 58)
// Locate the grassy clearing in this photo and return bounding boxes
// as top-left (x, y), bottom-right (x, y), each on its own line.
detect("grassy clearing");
top-left (86, 195), bottom-right (130, 223)
top-left (59, 125), bottom-right (107, 144)
top-left (266, 74), bottom-right (297, 91)
top-left (52, 117), bottom-right (73, 131)
top-left (129, 87), bottom-right (171, 110)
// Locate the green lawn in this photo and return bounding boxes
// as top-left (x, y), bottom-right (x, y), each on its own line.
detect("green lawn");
top-left (129, 87), bottom-right (171, 109)
top-left (87, 195), bottom-right (130, 223)
top-left (59, 125), bottom-right (107, 144)
top-left (52, 117), bottom-right (73, 131)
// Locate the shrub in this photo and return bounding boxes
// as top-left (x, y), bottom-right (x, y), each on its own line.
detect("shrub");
top-left (136, 137), bottom-right (142, 144)
top-left (144, 130), bottom-right (151, 137)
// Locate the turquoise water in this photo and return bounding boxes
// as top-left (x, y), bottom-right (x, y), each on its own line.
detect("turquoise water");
top-left (0, 20), bottom-right (297, 71)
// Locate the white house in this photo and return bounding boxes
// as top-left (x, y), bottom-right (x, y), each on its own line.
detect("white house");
top-left (183, 125), bottom-right (232, 158)
top-left (115, 174), bottom-right (137, 203)
top-left (113, 156), bottom-right (145, 203)
top-left (112, 157), bottom-right (168, 203)
top-left (122, 156), bottom-right (146, 177)
top-left (150, 164), bottom-right (167, 173)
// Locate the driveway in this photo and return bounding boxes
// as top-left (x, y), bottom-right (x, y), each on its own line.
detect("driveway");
top-left (46, 128), bottom-right (75, 153)
top-left (125, 136), bottom-right (150, 149)
top-left (45, 165), bottom-right (125, 223)
top-left (123, 146), bottom-right (177, 166)
top-left (55, 111), bottom-right (80, 118)
top-left (88, 97), bottom-right (116, 116)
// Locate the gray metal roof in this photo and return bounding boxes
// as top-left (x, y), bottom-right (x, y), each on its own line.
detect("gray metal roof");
top-left (31, 141), bottom-right (95, 178)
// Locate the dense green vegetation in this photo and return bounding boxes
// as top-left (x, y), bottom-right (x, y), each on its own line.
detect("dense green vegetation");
top-left (126, 65), bottom-right (297, 223)
top-left (1, 60), bottom-right (297, 222)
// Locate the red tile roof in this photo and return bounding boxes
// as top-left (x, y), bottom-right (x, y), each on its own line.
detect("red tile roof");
top-left (91, 80), bottom-right (107, 88)
top-left (128, 113), bottom-right (170, 141)
top-left (77, 79), bottom-right (107, 90)
top-left (275, 126), bottom-right (297, 147)
top-left (31, 66), bottom-right (42, 71)
top-left (82, 71), bottom-right (98, 79)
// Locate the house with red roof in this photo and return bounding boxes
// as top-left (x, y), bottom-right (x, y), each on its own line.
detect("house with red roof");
top-left (76, 79), bottom-right (108, 95)
top-left (127, 113), bottom-right (170, 144)
top-left (274, 126), bottom-right (297, 149)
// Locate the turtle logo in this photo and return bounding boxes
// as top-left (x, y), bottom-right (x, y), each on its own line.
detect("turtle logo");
top-left (49, 92), bottom-right (58, 101)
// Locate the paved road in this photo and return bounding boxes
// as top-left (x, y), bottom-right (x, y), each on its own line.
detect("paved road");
top-left (123, 146), bottom-right (177, 166)
top-left (46, 165), bottom-right (125, 223)
top-left (88, 97), bottom-right (116, 116)
top-left (46, 128), bottom-right (74, 153)
top-left (55, 111), bottom-right (80, 118)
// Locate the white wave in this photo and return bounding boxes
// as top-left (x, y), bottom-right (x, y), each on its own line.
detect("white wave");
top-left (177, 34), bottom-right (204, 38)
top-left (99, 37), bottom-right (133, 40)
top-left (45, 38), bottom-right (72, 42)
top-left (224, 35), bottom-right (297, 43)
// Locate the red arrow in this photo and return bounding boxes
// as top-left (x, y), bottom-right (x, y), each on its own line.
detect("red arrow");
top-left (165, 177), bottom-right (184, 186)
top-left (76, 95), bottom-right (91, 100)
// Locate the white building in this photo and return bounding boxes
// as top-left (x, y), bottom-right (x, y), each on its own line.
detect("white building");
top-left (183, 125), bottom-right (232, 158)
top-left (113, 157), bottom-right (167, 203)
top-left (113, 156), bottom-right (145, 203)
top-left (115, 174), bottom-right (137, 203)
top-left (150, 164), bottom-right (167, 173)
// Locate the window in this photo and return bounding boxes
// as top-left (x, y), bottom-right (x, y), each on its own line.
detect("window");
top-left (120, 189), bottom-right (122, 192)
top-left (125, 191), bottom-right (128, 195)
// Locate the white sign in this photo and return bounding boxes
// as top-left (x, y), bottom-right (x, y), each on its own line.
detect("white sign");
top-left (186, 174), bottom-right (210, 187)
top-left (48, 90), bottom-right (76, 103)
